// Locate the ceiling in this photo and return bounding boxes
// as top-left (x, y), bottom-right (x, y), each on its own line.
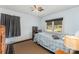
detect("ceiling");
top-left (0, 5), bottom-right (78, 17)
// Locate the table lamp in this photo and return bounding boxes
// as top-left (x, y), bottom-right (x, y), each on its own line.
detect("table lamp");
top-left (64, 35), bottom-right (79, 54)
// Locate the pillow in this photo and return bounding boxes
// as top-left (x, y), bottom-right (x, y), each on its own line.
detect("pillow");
top-left (52, 34), bottom-right (60, 39)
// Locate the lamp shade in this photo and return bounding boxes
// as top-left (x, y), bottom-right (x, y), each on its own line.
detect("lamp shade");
top-left (75, 31), bottom-right (79, 36)
top-left (64, 35), bottom-right (79, 51)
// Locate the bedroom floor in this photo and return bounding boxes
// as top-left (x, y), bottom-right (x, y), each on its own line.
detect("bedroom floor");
top-left (13, 40), bottom-right (53, 54)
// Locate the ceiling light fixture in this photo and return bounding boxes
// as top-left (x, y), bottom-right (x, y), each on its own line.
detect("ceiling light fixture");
top-left (32, 5), bottom-right (44, 12)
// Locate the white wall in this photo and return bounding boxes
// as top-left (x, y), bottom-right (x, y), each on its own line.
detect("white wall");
top-left (0, 8), bottom-right (41, 44)
top-left (41, 6), bottom-right (79, 35)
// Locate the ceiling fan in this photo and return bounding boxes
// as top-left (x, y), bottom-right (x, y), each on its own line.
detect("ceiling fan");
top-left (32, 5), bottom-right (44, 12)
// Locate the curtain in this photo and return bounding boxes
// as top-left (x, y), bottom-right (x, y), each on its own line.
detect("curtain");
top-left (1, 14), bottom-right (11, 37)
top-left (1, 13), bottom-right (21, 38)
top-left (11, 16), bottom-right (21, 37)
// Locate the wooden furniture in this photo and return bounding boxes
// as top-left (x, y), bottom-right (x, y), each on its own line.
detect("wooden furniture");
top-left (6, 44), bottom-right (14, 54)
top-left (0, 25), bottom-right (6, 54)
top-left (64, 35), bottom-right (79, 54)
top-left (32, 26), bottom-right (38, 40)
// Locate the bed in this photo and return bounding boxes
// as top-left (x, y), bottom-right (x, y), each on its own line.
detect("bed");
top-left (34, 32), bottom-right (70, 53)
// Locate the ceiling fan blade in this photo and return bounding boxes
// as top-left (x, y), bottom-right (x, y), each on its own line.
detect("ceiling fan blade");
top-left (32, 5), bottom-right (44, 12)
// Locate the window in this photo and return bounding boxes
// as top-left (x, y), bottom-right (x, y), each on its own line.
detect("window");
top-left (54, 20), bottom-right (62, 32)
top-left (46, 22), bottom-right (52, 32)
top-left (46, 18), bottom-right (63, 32)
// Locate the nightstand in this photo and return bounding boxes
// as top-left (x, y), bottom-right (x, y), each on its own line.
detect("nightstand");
top-left (32, 26), bottom-right (38, 40)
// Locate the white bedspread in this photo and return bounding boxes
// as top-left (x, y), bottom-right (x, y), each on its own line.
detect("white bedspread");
top-left (34, 32), bottom-right (69, 53)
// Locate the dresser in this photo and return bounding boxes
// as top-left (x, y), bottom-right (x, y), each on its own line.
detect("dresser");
top-left (0, 25), bottom-right (6, 54)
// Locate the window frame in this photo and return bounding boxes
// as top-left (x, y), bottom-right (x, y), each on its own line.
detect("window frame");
top-left (46, 17), bottom-right (63, 33)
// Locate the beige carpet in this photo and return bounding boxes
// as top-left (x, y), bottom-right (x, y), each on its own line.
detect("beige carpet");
top-left (13, 40), bottom-right (51, 54)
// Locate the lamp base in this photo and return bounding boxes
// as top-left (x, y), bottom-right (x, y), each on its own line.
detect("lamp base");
top-left (74, 51), bottom-right (79, 54)
top-left (69, 50), bottom-right (79, 54)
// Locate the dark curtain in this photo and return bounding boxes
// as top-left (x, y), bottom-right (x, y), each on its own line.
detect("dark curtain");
top-left (1, 14), bottom-right (11, 37)
top-left (1, 13), bottom-right (21, 38)
top-left (15, 17), bottom-right (21, 36)
top-left (11, 16), bottom-right (21, 37)
top-left (9, 16), bottom-right (14, 37)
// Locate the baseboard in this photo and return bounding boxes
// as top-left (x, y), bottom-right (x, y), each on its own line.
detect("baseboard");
top-left (12, 38), bottom-right (32, 44)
